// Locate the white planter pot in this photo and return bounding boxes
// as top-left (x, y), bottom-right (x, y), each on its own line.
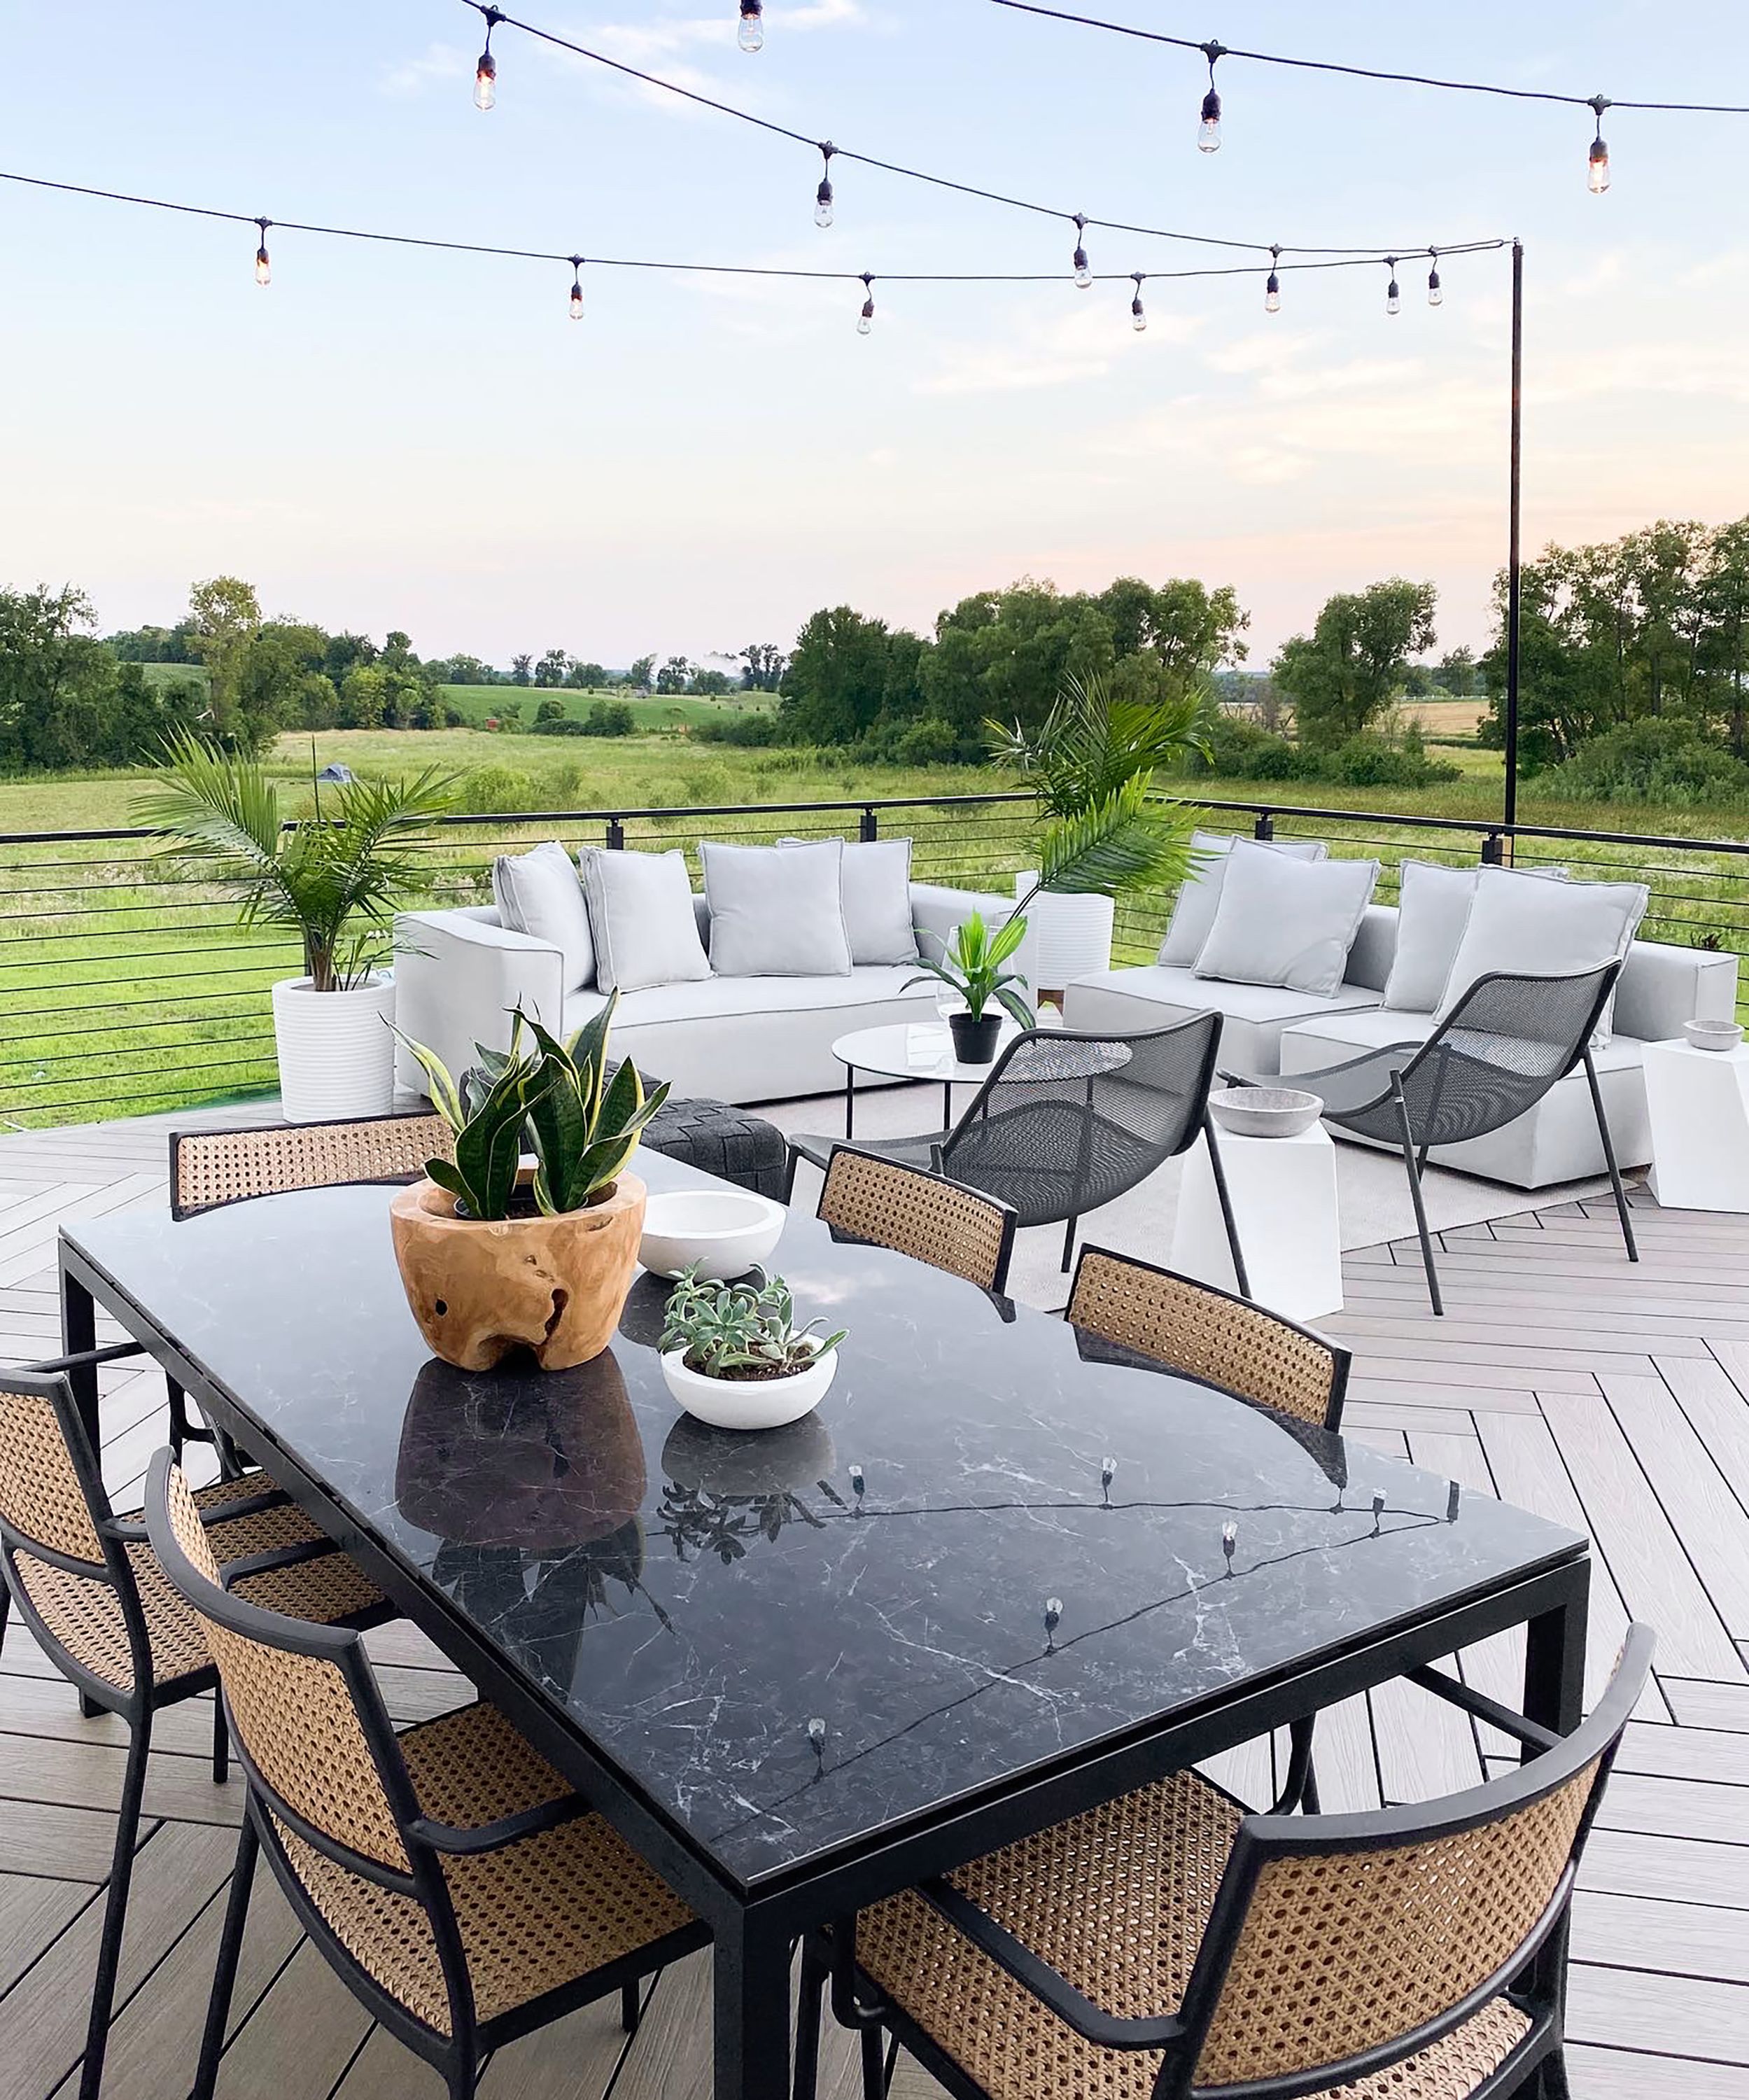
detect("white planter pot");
top-left (659, 1345), bottom-right (838, 1432)
top-left (270, 972), bottom-right (397, 1124)
top-left (1013, 875), bottom-right (1115, 999)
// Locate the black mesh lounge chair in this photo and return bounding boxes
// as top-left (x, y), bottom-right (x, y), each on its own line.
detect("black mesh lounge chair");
top-left (1264, 962), bottom-right (1638, 1317)
top-left (786, 1011), bottom-right (1247, 1286)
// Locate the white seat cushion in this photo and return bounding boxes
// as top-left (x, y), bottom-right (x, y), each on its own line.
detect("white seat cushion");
top-left (1062, 966), bottom-right (1382, 1077)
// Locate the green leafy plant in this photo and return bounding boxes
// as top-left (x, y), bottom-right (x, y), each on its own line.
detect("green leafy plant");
top-left (133, 730), bottom-right (458, 990)
top-left (904, 909), bottom-right (1034, 1030)
top-left (394, 996), bottom-right (671, 1222)
top-left (659, 1266), bottom-right (846, 1382)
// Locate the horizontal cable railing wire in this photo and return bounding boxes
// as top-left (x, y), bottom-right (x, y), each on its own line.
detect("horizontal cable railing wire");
top-left (1, 792), bottom-right (1747, 1126)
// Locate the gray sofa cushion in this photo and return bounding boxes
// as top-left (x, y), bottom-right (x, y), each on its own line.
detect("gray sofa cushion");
top-left (1063, 965), bottom-right (1383, 1077)
top-left (580, 847), bottom-right (712, 995)
top-left (491, 840), bottom-right (595, 993)
top-left (781, 836), bottom-right (918, 966)
top-left (1158, 831), bottom-right (1328, 967)
top-left (1441, 867), bottom-right (1649, 1043)
top-left (703, 840), bottom-right (852, 978)
top-left (1193, 841), bottom-right (1379, 997)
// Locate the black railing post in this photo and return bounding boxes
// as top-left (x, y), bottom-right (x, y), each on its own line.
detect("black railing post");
top-left (606, 817), bottom-right (625, 850)
top-left (1481, 832), bottom-right (1505, 866)
top-left (859, 806), bottom-right (878, 843)
top-left (1253, 811), bottom-right (1274, 841)
top-left (1505, 237), bottom-right (1524, 833)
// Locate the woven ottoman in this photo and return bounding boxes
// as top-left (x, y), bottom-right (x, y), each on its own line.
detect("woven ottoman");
top-left (639, 1096), bottom-right (789, 1202)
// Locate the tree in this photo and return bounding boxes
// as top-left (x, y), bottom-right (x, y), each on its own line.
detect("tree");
top-left (1433, 645), bottom-right (1478, 696)
top-left (656, 655), bottom-right (693, 696)
top-left (510, 654), bottom-right (534, 687)
top-left (323, 631), bottom-right (377, 685)
top-left (779, 608), bottom-right (922, 744)
top-left (689, 668), bottom-right (735, 696)
top-left (337, 662), bottom-right (390, 730)
top-left (740, 642), bottom-right (787, 692)
top-left (185, 575), bottom-right (265, 748)
top-left (1274, 579), bottom-right (1438, 749)
top-left (236, 622), bottom-right (327, 741)
top-left (535, 696), bottom-right (567, 724)
top-left (564, 659), bottom-right (609, 690)
top-left (534, 648), bottom-right (570, 687)
top-left (628, 654), bottom-right (657, 694)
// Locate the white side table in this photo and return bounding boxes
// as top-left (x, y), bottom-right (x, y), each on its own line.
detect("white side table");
top-left (1169, 1125), bottom-right (1343, 1322)
top-left (1643, 1038), bottom-right (1749, 1212)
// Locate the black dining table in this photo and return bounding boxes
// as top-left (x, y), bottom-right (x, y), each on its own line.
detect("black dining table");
top-left (59, 1147), bottom-right (1590, 2100)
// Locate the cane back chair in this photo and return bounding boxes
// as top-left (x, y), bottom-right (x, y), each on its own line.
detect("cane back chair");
top-left (791, 1011), bottom-right (1246, 1284)
top-left (0, 1372), bottom-right (389, 2100)
top-left (797, 1625), bottom-right (1653, 2100)
top-left (143, 1450), bottom-right (710, 2100)
top-left (1272, 964), bottom-right (1636, 1317)
top-left (819, 1146), bottom-right (1019, 1294)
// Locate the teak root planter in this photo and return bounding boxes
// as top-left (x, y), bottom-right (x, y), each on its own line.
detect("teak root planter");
top-left (389, 1172), bottom-right (646, 1372)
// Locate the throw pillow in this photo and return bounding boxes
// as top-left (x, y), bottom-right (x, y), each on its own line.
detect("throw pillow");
top-left (1158, 830), bottom-right (1328, 967)
top-left (1194, 839), bottom-right (1380, 997)
top-left (703, 840), bottom-right (854, 978)
top-left (1382, 860), bottom-right (1570, 1013)
top-left (780, 836), bottom-right (918, 965)
top-left (491, 840), bottom-right (595, 993)
top-left (578, 848), bottom-right (712, 995)
top-left (1439, 867), bottom-right (1648, 1042)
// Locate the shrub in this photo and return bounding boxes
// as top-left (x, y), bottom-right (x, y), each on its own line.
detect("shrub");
top-left (1320, 726), bottom-right (1461, 788)
top-left (1543, 721), bottom-right (1749, 806)
top-left (456, 764), bottom-right (540, 815)
top-left (535, 696), bottom-right (567, 724)
top-left (584, 700), bottom-right (637, 737)
top-left (695, 711), bottom-right (785, 747)
top-left (531, 715), bottom-right (589, 736)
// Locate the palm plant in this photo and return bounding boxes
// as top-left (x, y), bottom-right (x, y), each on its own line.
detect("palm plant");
top-left (132, 731), bottom-right (459, 990)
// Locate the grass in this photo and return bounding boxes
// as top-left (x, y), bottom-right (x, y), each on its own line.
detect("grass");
top-left (437, 683), bottom-right (773, 732)
top-left (4, 720), bottom-right (1749, 1127)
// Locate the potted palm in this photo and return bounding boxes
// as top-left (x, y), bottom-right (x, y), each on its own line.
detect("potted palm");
top-left (390, 1002), bottom-right (672, 1371)
top-left (658, 1266), bottom-right (847, 1431)
top-left (905, 911), bottom-right (1034, 1064)
top-left (134, 733), bottom-right (458, 1121)
top-left (989, 670), bottom-right (1209, 1000)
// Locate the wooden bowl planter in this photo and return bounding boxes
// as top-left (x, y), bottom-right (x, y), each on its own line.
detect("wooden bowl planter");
top-left (390, 1172), bottom-right (647, 1372)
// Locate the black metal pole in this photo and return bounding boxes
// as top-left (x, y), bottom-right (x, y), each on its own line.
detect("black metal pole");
top-left (1504, 238), bottom-right (1524, 838)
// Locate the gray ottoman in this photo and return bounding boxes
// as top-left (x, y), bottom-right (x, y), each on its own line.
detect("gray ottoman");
top-left (639, 1096), bottom-right (789, 1202)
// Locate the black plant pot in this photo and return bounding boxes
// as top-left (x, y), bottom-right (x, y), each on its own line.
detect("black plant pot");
top-left (948, 1010), bottom-right (1003, 1065)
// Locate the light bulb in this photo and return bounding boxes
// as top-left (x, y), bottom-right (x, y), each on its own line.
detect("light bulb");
top-left (1131, 283), bottom-right (1147, 332)
top-left (475, 48), bottom-right (497, 111)
top-left (1265, 270), bottom-right (1280, 313)
top-left (1427, 265), bottom-right (1442, 307)
top-left (1198, 88), bottom-right (1222, 153)
top-left (815, 179), bottom-right (834, 230)
top-left (254, 222), bottom-right (271, 288)
top-left (569, 264), bottom-right (584, 321)
top-left (738, 0), bottom-right (764, 52)
top-left (1074, 246), bottom-right (1092, 290)
top-left (1386, 276), bottom-right (1400, 315)
top-left (1588, 133), bottom-right (1610, 194)
top-left (858, 277), bottom-right (874, 335)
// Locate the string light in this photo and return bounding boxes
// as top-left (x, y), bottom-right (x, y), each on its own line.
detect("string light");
top-left (1130, 271), bottom-right (1146, 330)
top-left (568, 255), bottom-right (584, 319)
top-left (815, 143), bottom-right (836, 229)
top-left (1385, 257), bottom-right (1400, 315)
top-left (474, 6), bottom-right (502, 111)
top-left (1589, 96), bottom-right (1612, 192)
top-left (1427, 248), bottom-right (1442, 306)
top-left (1265, 243), bottom-right (1281, 312)
top-left (253, 217), bottom-right (271, 287)
top-left (1197, 41), bottom-right (1224, 153)
top-left (1072, 213), bottom-right (1092, 288)
top-left (738, 0), bottom-right (765, 54)
top-left (857, 272), bottom-right (874, 333)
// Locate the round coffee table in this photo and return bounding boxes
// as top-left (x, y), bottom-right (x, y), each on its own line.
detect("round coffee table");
top-left (831, 1020), bottom-right (1023, 1138)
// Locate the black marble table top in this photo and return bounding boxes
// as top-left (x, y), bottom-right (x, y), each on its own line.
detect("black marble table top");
top-left (65, 1152), bottom-right (1585, 1891)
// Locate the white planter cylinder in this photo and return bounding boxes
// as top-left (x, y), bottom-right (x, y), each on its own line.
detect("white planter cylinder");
top-left (270, 973), bottom-right (397, 1124)
top-left (1013, 875), bottom-right (1115, 999)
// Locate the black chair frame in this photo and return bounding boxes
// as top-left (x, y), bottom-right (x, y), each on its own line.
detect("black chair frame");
top-left (142, 1452), bottom-right (709, 2100)
top-left (799, 1625), bottom-right (1653, 2100)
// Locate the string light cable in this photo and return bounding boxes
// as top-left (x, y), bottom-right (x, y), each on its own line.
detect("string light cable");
top-left (987, 2), bottom-right (1749, 185)
top-left (451, 0), bottom-right (1494, 261)
top-left (0, 165), bottom-right (1508, 330)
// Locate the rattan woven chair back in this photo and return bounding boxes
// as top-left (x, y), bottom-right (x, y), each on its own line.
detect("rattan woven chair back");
top-left (1067, 1247), bottom-right (1349, 1431)
top-left (819, 1147), bottom-right (1018, 1294)
top-left (171, 1112), bottom-right (456, 1219)
top-left (940, 1011), bottom-right (1223, 1230)
top-left (1166, 1625), bottom-right (1655, 2099)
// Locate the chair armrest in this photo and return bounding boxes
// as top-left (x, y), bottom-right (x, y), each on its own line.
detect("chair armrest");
top-left (909, 882), bottom-right (1019, 964)
top-left (407, 1792), bottom-right (589, 1856)
top-left (393, 910), bottom-right (567, 1093)
top-left (1613, 939), bottom-right (1740, 1043)
top-left (1246, 1040), bottom-right (1424, 1118)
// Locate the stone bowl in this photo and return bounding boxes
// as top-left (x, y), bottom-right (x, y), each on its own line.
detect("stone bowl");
top-left (1684, 1018), bottom-right (1744, 1054)
top-left (1207, 1085), bottom-right (1325, 1140)
top-left (638, 1189), bottom-right (786, 1282)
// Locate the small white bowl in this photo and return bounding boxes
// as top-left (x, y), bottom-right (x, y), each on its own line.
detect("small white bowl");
top-left (659, 1345), bottom-right (838, 1432)
top-left (638, 1189), bottom-right (786, 1281)
top-left (1684, 1018), bottom-right (1744, 1054)
top-left (1208, 1085), bottom-right (1325, 1139)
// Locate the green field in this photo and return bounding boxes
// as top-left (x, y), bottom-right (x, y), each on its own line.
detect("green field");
top-left (3, 721), bottom-right (1749, 1128)
top-left (437, 684), bottom-right (774, 733)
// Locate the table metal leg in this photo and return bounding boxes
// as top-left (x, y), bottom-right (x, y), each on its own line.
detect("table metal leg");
top-left (1522, 1566), bottom-right (1590, 2078)
top-left (845, 1065), bottom-right (855, 1141)
top-left (712, 1910), bottom-right (792, 2100)
top-left (59, 1265), bottom-right (100, 1446)
top-left (942, 1081), bottom-right (953, 1128)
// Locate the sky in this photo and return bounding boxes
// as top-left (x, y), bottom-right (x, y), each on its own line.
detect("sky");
top-left (3, 1), bottom-right (1747, 671)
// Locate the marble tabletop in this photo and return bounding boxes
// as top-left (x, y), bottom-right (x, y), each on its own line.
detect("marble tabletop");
top-left (65, 1150), bottom-right (1585, 1891)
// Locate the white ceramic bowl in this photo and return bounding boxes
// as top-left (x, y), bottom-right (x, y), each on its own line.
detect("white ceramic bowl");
top-left (1207, 1085), bottom-right (1325, 1140)
top-left (1684, 1018), bottom-right (1745, 1054)
top-left (638, 1189), bottom-right (786, 1281)
top-left (659, 1345), bottom-right (838, 1432)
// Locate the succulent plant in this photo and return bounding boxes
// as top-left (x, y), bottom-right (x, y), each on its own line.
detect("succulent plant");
top-left (659, 1266), bottom-right (846, 1381)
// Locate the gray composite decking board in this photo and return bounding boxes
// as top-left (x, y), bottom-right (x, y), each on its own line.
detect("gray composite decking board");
top-left (1614, 1719), bottom-right (1749, 1785)
top-left (0, 1872), bottom-right (90, 1997)
top-left (1344, 1376), bottom-right (1542, 1415)
top-left (1323, 1314), bottom-right (1714, 1366)
top-left (0, 1732), bottom-right (244, 1828)
top-left (1566, 1963), bottom-right (1749, 2064)
top-left (0, 1800), bottom-right (140, 1882)
top-left (1598, 1371), bottom-right (1749, 1636)
top-left (1588, 1771), bottom-right (1749, 1847)
top-left (1407, 1428), bottom-right (1527, 1763)
top-left (197, 1940), bottom-right (374, 2100)
top-left (1666, 1351), bottom-right (1749, 1510)
top-left (1565, 2043), bottom-right (1749, 2100)
top-left (1337, 1400), bottom-right (1480, 1438)
top-left (1334, 1354), bottom-right (1603, 1394)
top-left (1664, 1676), bottom-right (1749, 1733)
top-left (1580, 1827), bottom-right (1749, 1909)
top-left (1572, 1889), bottom-right (1749, 1984)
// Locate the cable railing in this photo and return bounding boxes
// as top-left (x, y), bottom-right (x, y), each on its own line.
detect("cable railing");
top-left (1, 790), bottom-right (1746, 1127)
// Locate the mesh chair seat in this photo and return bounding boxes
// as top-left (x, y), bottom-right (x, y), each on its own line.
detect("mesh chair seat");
top-left (269, 1699), bottom-right (696, 2037)
top-left (12, 1474), bottom-right (382, 1695)
top-left (854, 1768), bottom-right (1532, 2100)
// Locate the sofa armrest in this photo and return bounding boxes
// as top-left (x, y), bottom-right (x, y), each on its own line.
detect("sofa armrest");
top-left (1344, 902), bottom-right (1400, 993)
top-left (1614, 939), bottom-right (1740, 1042)
top-left (393, 909), bottom-right (566, 1094)
top-left (909, 881), bottom-right (1018, 964)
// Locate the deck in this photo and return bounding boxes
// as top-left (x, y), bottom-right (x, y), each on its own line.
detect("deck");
top-left (0, 1105), bottom-right (1745, 2098)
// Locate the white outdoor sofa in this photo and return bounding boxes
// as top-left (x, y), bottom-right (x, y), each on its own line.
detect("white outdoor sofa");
top-left (393, 883), bottom-right (997, 1106)
top-left (1065, 903), bottom-right (1739, 1189)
